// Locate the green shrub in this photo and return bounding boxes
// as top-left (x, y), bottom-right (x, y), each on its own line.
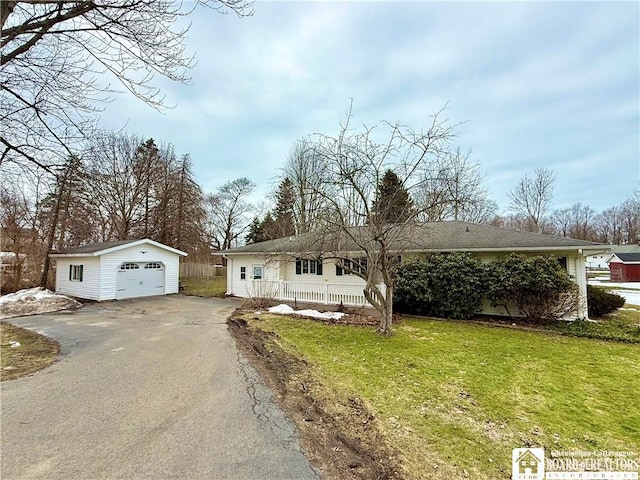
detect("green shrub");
top-left (394, 253), bottom-right (487, 319)
top-left (486, 254), bottom-right (580, 321)
top-left (587, 286), bottom-right (626, 317)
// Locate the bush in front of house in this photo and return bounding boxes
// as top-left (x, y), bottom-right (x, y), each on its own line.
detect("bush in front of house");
top-left (394, 253), bottom-right (487, 319)
top-left (587, 286), bottom-right (626, 317)
top-left (486, 254), bottom-right (580, 321)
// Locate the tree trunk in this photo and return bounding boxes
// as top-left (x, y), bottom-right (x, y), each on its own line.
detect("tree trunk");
top-left (376, 284), bottom-right (394, 335)
top-left (40, 180), bottom-right (67, 287)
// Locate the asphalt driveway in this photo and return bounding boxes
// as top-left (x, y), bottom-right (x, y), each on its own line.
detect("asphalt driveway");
top-left (1, 295), bottom-right (319, 480)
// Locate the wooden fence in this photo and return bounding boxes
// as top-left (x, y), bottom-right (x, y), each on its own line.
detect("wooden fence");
top-left (179, 263), bottom-right (226, 278)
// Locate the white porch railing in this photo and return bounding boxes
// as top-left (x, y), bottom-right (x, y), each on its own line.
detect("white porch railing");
top-left (254, 280), bottom-right (386, 307)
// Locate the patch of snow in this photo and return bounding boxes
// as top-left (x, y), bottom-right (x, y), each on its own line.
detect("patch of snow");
top-left (612, 290), bottom-right (640, 306)
top-left (587, 279), bottom-right (640, 289)
top-left (268, 304), bottom-right (296, 315)
top-left (267, 304), bottom-right (346, 320)
top-left (294, 309), bottom-right (346, 320)
top-left (0, 287), bottom-right (81, 320)
top-left (9, 340), bottom-right (20, 348)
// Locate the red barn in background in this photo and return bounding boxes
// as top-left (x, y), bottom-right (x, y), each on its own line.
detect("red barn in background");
top-left (608, 253), bottom-right (640, 282)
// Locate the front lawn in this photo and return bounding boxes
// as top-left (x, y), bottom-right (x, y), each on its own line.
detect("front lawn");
top-left (1, 322), bottom-right (59, 380)
top-left (180, 276), bottom-right (227, 297)
top-left (249, 315), bottom-right (640, 479)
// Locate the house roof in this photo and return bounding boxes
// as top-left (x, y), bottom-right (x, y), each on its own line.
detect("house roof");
top-left (50, 239), bottom-right (187, 257)
top-left (222, 221), bottom-right (608, 256)
top-left (609, 253), bottom-right (640, 264)
top-left (610, 245), bottom-right (640, 254)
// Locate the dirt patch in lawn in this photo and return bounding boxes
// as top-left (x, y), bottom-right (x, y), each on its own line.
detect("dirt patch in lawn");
top-left (228, 312), bottom-right (403, 480)
top-left (1, 322), bottom-right (59, 381)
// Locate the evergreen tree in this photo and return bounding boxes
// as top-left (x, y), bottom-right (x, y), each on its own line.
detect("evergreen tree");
top-left (371, 169), bottom-right (414, 224)
top-left (38, 155), bottom-right (94, 285)
top-left (259, 212), bottom-right (278, 240)
top-left (245, 213), bottom-right (280, 244)
top-left (245, 217), bottom-right (263, 244)
top-left (272, 178), bottom-right (296, 237)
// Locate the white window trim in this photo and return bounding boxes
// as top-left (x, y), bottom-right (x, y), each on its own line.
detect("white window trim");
top-left (252, 265), bottom-right (263, 280)
top-left (70, 264), bottom-right (83, 282)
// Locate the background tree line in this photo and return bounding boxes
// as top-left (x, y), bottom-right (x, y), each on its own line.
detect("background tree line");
top-left (246, 144), bottom-right (639, 246)
top-left (0, 131), bottom-right (258, 289)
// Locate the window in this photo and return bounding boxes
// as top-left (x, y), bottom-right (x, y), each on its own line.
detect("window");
top-left (558, 257), bottom-right (568, 271)
top-left (120, 263), bottom-right (139, 270)
top-left (240, 266), bottom-right (246, 280)
top-left (295, 258), bottom-right (323, 276)
top-left (69, 264), bottom-right (83, 282)
top-left (252, 265), bottom-right (263, 280)
top-left (336, 258), bottom-right (367, 276)
top-left (144, 263), bottom-right (162, 269)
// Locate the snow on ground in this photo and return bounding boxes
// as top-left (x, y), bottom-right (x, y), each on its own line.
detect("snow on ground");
top-left (0, 287), bottom-right (81, 320)
top-left (587, 278), bottom-right (640, 306)
top-left (612, 290), bottom-right (640, 306)
top-left (588, 278), bottom-right (640, 290)
top-left (267, 304), bottom-right (346, 320)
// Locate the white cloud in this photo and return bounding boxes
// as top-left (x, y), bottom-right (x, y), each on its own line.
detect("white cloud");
top-left (95, 1), bottom-right (639, 213)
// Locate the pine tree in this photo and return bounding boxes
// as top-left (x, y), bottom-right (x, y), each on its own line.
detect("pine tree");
top-left (371, 169), bottom-right (414, 224)
top-left (245, 217), bottom-right (263, 244)
top-left (272, 178), bottom-right (296, 237)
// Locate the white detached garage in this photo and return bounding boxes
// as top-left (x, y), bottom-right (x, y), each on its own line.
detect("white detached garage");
top-left (50, 239), bottom-right (187, 301)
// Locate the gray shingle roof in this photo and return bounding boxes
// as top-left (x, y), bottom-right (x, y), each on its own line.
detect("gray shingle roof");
top-left (52, 239), bottom-right (141, 254)
top-left (222, 221), bottom-right (608, 255)
top-left (614, 253), bottom-right (640, 263)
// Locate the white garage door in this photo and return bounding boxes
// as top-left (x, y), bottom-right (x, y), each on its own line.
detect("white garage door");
top-left (116, 262), bottom-right (165, 300)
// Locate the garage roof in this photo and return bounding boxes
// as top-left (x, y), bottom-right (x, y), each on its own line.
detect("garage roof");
top-left (50, 239), bottom-right (188, 257)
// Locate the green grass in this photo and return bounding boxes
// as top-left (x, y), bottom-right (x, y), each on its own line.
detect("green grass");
top-left (249, 315), bottom-right (640, 479)
top-left (550, 314), bottom-right (640, 343)
top-left (180, 276), bottom-right (226, 297)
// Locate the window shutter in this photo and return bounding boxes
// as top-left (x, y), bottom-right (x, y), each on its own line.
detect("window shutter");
top-left (79, 265), bottom-right (83, 282)
top-left (295, 259), bottom-right (301, 275)
top-left (335, 264), bottom-right (342, 276)
top-left (316, 260), bottom-right (323, 275)
top-left (69, 265), bottom-right (72, 281)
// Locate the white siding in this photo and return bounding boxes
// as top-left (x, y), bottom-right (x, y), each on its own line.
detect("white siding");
top-left (227, 254), bottom-right (279, 298)
top-left (282, 258), bottom-right (369, 285)
top-left (226, 250), bottom-right (589, 319)
top-left (571, 254), bottom-right (589, 319)
top-left (54, 257), bottom-right (101, 300)
top-left (99, 244), bottom-right (181, 300)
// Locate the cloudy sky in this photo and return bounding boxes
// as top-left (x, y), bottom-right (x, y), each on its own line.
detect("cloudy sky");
top-left (100, 1), bottom-right (639, 214)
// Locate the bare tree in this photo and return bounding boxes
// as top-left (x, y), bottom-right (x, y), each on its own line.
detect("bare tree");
top-left (620, 187), bottom-right (640, 244)
top-left (0, 183), bottom-right (32, 288)
top-left (595, 206), bottom-right (625, 244)
top-left (1, 0), bottom-right (251, 172)
top-left (38, 155), bottom-right (87, 286)
top-left (566, 203), bottom-right (597, 240)
top-left (416, 147), bottom-right (494, 222)
top-left (282, 138), bottom-right (332, 234)
top-left (550, 207), bottom-right (573, 237)
top-left (306, 105), bottom-right (454, 335)
top-left (206, 177), bottom-right (256, 251)
top-left (508, 167), bottom-right (555, 233)
top-left (85, 132), bottom-right (148, 239)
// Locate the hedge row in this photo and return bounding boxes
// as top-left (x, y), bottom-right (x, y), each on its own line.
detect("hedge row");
top-left (394, 253), bottom-right (584, 321)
